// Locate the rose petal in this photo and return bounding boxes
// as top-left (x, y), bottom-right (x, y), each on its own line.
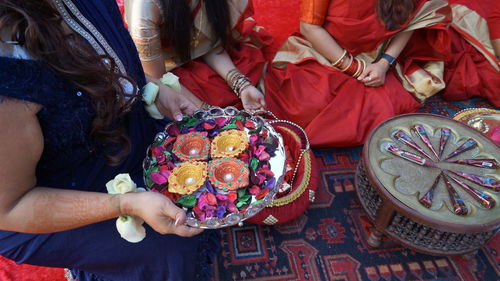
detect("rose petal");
top-left (116, 215), bottom-right (146, 243)
top-left (227, 203), bottom-right (238, 212)
top-left (214, 117), bottom-right (228, 127)
top-left (150, 171), bottom-right (168, 185)
top-left (256, 189), bottom-right (270, 200)
top-left (258, 151), bottom-right (270, 161)
top-left (235, 119), bottom-right (244, 130)
top-left (166, 124), bottom-right (180, 137)
top-left (216, 194), bottom-right (228, 201)
top-left (244, 120), bottom-right (256, 130)
top-left (249, 134), bottom-right (259, 145)
top-left (206, 193), bottom-right (217, 205)
top-left (227, 192), bottom-right (237, 202)
top-left (264, 177), bottom-right (276, 189)
top-left (206, 180), bottom-right (215, 194)
top-left (249, 185), bottom-right (261, 195)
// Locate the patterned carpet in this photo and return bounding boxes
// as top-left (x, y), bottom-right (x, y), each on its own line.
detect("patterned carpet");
top-left (213, 96), bottom-right (500, 281)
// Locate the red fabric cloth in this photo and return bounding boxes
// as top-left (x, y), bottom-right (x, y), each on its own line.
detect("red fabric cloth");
top-left (490, 0), bottom-right (500, 39)
top-left (264, 0), bottom-right (449, 147)
top-left (441, 0), bottom-right (500, 107)
top-left (0, 255), bottom-right (65, 281)
top-left (265, 61), bottom-right (421, 147)
top-left (442, 28), bottom-right (500, 107)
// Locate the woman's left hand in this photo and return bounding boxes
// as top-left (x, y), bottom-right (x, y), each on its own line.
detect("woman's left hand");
top-left (357, 60), bottom-right (390, 87)
top-left (240, 85), bottom-right (266, 111)
top-left (155, 84), bottom-right (198, 121)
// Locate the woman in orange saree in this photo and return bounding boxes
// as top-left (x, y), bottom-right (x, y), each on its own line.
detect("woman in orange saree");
top-left (441, 0), bottom-right (500, 107)
top-left (123, 0), bottom-right (272, 115)
top-left (264, 0), bottom-right (451, 147)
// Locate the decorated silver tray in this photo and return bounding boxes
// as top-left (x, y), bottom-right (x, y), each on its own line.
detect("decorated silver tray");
top-left (143, 107), bottom-right (286, 228)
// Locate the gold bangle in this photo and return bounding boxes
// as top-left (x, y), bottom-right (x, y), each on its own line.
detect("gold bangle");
top-left (339, 54), bottom-right (353, 72)
top-left (353, 59), bottom-right (364, 78)
top-left (331, 50), bottom-right (347, 68)
top-left (225, 68), bottom-right (240, 83)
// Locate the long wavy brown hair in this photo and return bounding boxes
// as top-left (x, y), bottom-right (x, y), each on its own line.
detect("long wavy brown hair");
top-left (0, 0), bottom-right (137, 165)
top-left (159, 0), bottom-right (231, 62)
top-left (376, 0), bottom-right (416, 30)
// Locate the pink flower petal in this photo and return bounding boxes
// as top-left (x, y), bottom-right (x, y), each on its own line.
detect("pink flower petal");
top-left (150, 172), bottom-right (168, 185)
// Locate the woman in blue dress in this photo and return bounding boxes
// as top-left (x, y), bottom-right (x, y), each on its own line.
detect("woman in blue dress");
top-left (0, 0), bottom-right (219, 280)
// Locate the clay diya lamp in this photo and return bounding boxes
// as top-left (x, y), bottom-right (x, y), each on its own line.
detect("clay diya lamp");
top-left (168, 161), bottom-right (207, 195)
top-left (211, 129), bottom-right (248, 158)
top-left (172, 132), bottom-right (210, 161)
top-left (208, 158), bottom-right (249, 191)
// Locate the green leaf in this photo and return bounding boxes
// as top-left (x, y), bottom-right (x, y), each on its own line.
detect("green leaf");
top-left (237, 188), bottom-right (247, 198)
top-left (144, 174), bottom-right (153, 188)
top-left (150, 156), bottom-right (157, 166)
top-left (238, 194), bottom-right (251, 204)
top-left (163, 151), bottom-right (171, 159)
top-left (222, 124), bottom-right (238, 130)
top-left (251, 199), bottom-right (264, 206)
top-left (176, 195), bottom-right (197, 208)
top-left (181, 116), bottom-right (199, 128)
top-left (147, 166), bottom-right (159, 173)
top-left (250, 158), bottom-right (259, 171)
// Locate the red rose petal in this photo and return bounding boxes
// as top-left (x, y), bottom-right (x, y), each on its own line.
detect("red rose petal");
top-left (244, 120), bottom-right (256, 130)
top-left (256, 189), bottom-right (270, 200)
top-left (206, 193), bottom-right (217, 205)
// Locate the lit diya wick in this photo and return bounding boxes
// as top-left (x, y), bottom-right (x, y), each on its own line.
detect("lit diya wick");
top-left (168, 161), bottom-right (207, 195)
top-left (172, 132), bottom-right (210, 161)
top-left (211, 129), bottom-right (248, 158)
top-left (208, 158), bottom-right (249, 191)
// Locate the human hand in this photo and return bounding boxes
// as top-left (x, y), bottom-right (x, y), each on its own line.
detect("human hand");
top-left (240, 85), bottom-right (266, 111)
top-left (155, 84), bottom-right (198, 121)
top-left (357, 60), bottom-right (390, 87)
top-left (121, 191), bottom-right (203, 237)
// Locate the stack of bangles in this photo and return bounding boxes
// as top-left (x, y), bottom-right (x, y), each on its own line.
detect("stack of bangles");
top-left (330, 50), bottom-right (366, 79)
top-left (226, 69), bottom-right (252, 98)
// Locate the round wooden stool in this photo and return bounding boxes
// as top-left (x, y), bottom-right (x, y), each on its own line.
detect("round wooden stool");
top-left (355, 113), bottom-right (499, 256)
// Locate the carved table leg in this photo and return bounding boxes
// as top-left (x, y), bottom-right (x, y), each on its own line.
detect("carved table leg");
top-left (367, 229), bottom-right (384, 247)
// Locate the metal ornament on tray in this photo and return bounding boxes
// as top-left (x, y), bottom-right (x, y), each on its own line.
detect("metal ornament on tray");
top-left (143, 107), bottom-right (287, 229)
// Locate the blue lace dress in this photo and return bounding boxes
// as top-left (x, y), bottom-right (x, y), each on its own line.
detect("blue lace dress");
top-left (0, 1), bottom-right (218, 280)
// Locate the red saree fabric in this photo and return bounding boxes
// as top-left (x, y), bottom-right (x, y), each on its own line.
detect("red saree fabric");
top-left (264, 0), bottom-right (449, 147)
top-left (441, 0), bottom-right (500, 107)
top-left (173, 2), bottom-right (273, 109)
top-left (490, 0), bottom-right (500, 39)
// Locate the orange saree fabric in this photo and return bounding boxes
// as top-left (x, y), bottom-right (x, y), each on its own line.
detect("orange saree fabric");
top-left (264, 0), bottom-right (450, 147)
top-left (441, 0), bottom-right (500, 107)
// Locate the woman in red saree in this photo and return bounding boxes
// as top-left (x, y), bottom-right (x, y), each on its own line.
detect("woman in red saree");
top-left (264, 0), bottom-right (451, 147)
top-left (123, 0), bottom-right (272, 116)
top-left (441, 0), bottom-right (500, 106)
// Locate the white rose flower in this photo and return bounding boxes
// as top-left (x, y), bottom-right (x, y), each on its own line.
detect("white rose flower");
top-left (160, 72), bottom-right (181, 93)
top-left (116, 215), bottom-right (146, 243)
top-left (106, 173), bottom-right (137, 194)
